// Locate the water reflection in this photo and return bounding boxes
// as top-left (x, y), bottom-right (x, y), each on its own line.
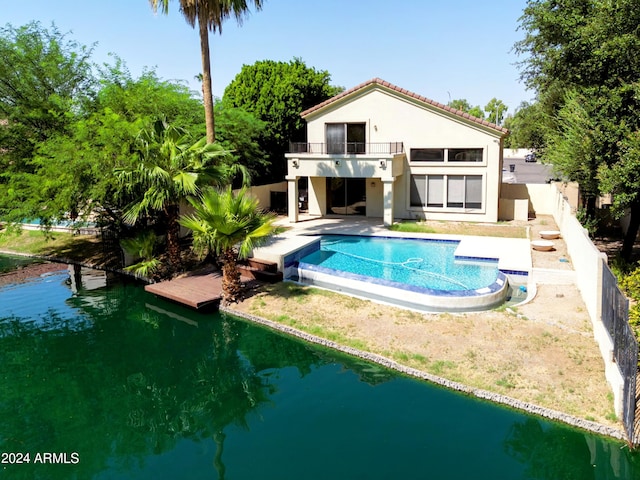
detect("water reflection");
top-left (0, 259), bottom-right (638, 479)
top-left (505, 418), bottom-right (639, 479)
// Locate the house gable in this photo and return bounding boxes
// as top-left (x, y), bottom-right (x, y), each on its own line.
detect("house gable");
top-left (302, 78), bottom-right (508, 137)
top-left (286, 78), bottom-right (507, 226)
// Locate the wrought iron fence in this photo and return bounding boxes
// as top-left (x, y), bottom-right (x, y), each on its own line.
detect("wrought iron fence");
top-left (602, 262), bottom-right (638, 443)
top-left (289, 142), bottom-right (404, 155)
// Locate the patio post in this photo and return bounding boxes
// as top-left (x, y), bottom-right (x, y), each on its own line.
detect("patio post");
top-left (287, 177), bottom-right (299, 223)
top-left (382, 179), bottom-right (394, 226)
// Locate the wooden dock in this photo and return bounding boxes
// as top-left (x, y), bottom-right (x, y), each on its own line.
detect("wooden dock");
top-left (145, 259), bottom-right (280, 310)
top-left (144, 270), bottom-right (229, 310)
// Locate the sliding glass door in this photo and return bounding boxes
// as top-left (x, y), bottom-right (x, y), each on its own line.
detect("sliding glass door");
top-left (326, 178), bottom-right (366, 215)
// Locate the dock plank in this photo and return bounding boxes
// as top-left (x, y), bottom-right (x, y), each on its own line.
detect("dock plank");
top-left (144, 270), bottom-right (258, 310)
top-left (145, 271), bottom-right (225, 309)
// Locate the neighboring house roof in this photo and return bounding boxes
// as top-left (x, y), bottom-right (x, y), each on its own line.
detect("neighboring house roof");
top-left (301, 78), bottom-right (509, 135)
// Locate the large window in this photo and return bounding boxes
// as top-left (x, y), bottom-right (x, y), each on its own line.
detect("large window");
top-left (449, 148), bottom-right (483, 162)
top-left (410, 174), bottom-right (482, 209)
top-left (326, 123), bottom-right (366, 154)
top-left (410, 148), bottom-right (444, 162)
top-left (409, 147), bottom-right (483, 162)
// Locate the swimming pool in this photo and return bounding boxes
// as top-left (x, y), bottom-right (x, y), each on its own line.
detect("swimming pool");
top-left (296, 235), bottom-right (509, 312)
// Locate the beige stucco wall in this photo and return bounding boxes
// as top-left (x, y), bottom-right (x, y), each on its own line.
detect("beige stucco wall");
top-left (294, 86), bottom-right (504, 222)
top-left (499, 182), bottom-right (580, 221)
top-left (287, 155), bottom-right (401, 181)
top-left (242, 182), bottom-right (287, 208)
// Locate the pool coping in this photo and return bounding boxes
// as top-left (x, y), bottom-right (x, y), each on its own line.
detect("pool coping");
top-left (279, 233), bottom-right (523, 312)
top-left (296, 240), bottom-right (511, 312)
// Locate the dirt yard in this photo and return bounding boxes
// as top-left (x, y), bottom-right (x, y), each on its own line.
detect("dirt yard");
top-left (228, 215), bottom-right (621, 432)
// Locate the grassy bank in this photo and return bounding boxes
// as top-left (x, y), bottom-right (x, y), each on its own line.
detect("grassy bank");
top-left (231, 281), bottom-right (619, 431)
top-left (0, 229), bottom-right (110, 265)
top-left (389, 220), bottom-right (528, 238)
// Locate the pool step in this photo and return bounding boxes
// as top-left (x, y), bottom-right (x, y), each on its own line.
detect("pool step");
top-left (237, 258), bottom-right (283, 283)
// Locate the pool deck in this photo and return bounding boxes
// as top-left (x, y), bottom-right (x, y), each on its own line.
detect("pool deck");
top-left (146, 215), bottom-right (573, 311)
top-left (251, 214), bottom-right (579, 310)
top-left (253, 215), bottom-right (533, 276)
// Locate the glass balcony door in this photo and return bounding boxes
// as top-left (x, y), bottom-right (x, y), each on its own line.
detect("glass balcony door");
top-left (326, 123), bottom-right (366, 154)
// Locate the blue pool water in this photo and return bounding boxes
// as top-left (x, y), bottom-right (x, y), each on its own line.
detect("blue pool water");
top-left (299, 235), bottom-right (499, 292)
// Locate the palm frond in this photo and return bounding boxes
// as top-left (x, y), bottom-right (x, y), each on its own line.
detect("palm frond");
top-left (179, 185), bottom-right (277, 261)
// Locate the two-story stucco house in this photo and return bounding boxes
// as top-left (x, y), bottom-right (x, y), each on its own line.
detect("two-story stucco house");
top-left (285, 78), bottom-right (509, 226)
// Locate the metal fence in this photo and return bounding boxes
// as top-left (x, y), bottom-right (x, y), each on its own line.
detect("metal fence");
top-left (289, 142), bottom-right (404, 155)
top-left (602, 262), bottom-right (638, 443)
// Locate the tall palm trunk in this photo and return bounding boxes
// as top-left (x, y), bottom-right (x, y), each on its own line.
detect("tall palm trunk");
top-left (165, 204), bottom-right (182, 268)
top-left (198, 10), bottom-right (215, 144)
top-left (220, 248), bottom-right (242, 304)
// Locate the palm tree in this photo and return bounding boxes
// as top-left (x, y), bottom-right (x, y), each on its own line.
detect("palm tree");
top-left (117, 118), bottom-right (240, 269)
top-left (179, 186), bottom-right (277, 304)
top-left (149, 0), bottom-right (264, 143)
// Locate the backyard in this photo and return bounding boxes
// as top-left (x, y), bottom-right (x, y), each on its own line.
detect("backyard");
top-left (0, 215), bottom-right (629, 436)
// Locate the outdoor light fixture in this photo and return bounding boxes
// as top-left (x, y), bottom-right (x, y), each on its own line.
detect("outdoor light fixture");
top-left (379, 159), bottom-right (386, 168)
top-left (292, 159), bottom-right (299, 167)
top-left (335, 160), bottom-right (341, 166)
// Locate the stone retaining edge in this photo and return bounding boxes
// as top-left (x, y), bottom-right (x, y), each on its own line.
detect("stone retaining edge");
top-left (222, 304), bottom-right (628, 443)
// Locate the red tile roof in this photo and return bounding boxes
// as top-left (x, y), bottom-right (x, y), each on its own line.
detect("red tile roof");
top-left (301, 78), bottom-right (509, 135)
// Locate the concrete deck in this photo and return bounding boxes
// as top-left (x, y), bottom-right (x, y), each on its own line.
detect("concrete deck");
top-left (254, 215), bottom-right (533, 276)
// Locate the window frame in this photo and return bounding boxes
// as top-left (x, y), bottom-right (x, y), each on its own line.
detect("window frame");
top-left (409, 174), bottom-right (484, 211)
top-left (409, 147), bottom-right (485, 164)
top-left (325, 122), bottom-right (366, 154)
top-left (410, 148), bottom-right (445, 162)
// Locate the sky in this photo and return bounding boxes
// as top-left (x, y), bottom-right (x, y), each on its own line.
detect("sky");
top-left (1, 0), bottom-right (534, 115)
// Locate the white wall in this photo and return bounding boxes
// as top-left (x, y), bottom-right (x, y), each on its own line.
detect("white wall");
top-left (499, 181), bottom-right (626, 417)
top-left (244, 182), bottom-right (287, 208)
top-left (504, 148), bottom-right (531, 159)
top-left (301, 86), bottom-right (504, 222)
top-left (542, 184), bottom-right (624, 418)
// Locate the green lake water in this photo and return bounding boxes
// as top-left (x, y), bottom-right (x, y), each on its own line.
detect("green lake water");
top-left (0, 255), bottom-right (639, 479)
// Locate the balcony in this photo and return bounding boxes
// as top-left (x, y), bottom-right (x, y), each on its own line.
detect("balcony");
top-left (289, 142), bottom-right (404, 155)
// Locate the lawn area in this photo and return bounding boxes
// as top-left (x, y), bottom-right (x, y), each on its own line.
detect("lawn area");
top-left (389, 220), bottom-right (529, 238)
top-left (0, 229), bottom-right (113, 266)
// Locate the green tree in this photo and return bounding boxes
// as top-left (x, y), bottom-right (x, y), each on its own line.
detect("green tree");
top-left (515, 0), bottom-right (640, 259)
top-left (545, 90), bottom-right (600, 214)
top-left (149, 0), bottom-right (264, 144)
top-left (180, 186), bottom-right (277, 303)
top-left (214, 100), bottom-right (268, 182)
top-left (96, 61), bottom-right (205, 133)
top-left (448, 98), bottom-right (484, 119)
top-left (223, 58), bottom-right (343, 183)
top-left (0, 22), bottom-right (95, 218)
top-left (503, 101), bottom-right (545, 150)
top-left (484, 98), bottom-right (508, 126)
top-left (120, 230), bottom-right (162, 278)
top-left (600, 130), bottom-right (640, 260)
top-left (19, 68), bottom-right (207, 230)
top-left (117, 118), bottom-right (236, 269)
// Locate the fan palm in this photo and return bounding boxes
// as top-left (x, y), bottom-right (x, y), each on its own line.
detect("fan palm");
top-left (180, 186), bottom-right (277, 304)
top-left (149, 0), bottom-right (264, 143)
top-left (117, 118), bottom-right (242, 269)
